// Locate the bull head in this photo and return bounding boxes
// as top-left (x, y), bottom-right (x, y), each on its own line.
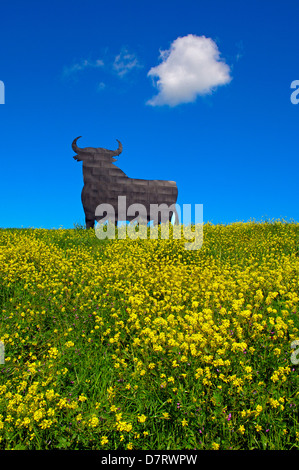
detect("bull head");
top-left (72, 136), bottom-right (123, 162)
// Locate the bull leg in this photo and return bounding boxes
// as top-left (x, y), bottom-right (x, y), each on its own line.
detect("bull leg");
top-left (85, 217), bottom-right (95, 229)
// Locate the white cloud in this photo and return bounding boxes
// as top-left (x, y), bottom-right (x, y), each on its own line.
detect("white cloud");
top-left (235, 40), bottom-right (244, 62)
top-left (147, 34), bottom-right (232, 107)
top-left (113, 48), bottom-right (142, 77)
top-left (63, 58), bottom-right (104, 77)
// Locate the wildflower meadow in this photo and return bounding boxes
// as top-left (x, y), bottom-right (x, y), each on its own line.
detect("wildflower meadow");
top-left (0, 220), bottom-right (298, 450)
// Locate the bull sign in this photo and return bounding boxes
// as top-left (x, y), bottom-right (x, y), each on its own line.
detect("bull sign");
top-left (72, 136), bottom-right (179, 229)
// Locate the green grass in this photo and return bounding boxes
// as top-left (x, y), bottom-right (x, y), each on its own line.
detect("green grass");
top-left (0, 220), bottom-right (298, 450)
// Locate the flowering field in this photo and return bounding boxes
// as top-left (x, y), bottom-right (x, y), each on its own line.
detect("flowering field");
top-left (0, 221), bottom-right (298, 450)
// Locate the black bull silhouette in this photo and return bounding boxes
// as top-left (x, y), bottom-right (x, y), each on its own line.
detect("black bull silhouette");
top-left (72, 137), bottom-right (179, 229)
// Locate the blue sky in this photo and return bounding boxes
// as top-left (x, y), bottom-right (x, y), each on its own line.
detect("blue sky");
top-left (0, 0), bottom-right (298, 228)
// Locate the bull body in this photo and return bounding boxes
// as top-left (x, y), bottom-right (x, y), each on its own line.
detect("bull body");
top-left (72, 137), bottom-right (179, 229)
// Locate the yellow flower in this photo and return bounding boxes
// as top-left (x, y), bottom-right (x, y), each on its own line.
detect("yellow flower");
top-left (45, 389), bottom-right (55, 400)
top-left (39, 419), bottom-right (53, 429)
top-left (33, 410), bottom-right (43, 422)
top-left (89, 416), bottom-right (99, 427)
top-left (181, 419), bottom-right (188, 427)
top-left (78, 394), bottom-right (87, 402)
top-left (48, 347), bottom-right (58, 357)
top-left (137, 414), bottom-right (147, 423)
top-left (212, 442), bottom-right (220, 450)
top-left (22, 417), bottom-right (31, 427)
top-left (101, 436), bottom-right (109, 445)
top-left (238, 425), bottom-right (245, 435)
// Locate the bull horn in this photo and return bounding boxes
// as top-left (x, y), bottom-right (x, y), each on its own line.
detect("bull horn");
top-left (103, 139), bottom-right (123, 157)
top-left (72, 136), bottom-right (89, 154)
top-left (114, 139), bottom-right (123, 156)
